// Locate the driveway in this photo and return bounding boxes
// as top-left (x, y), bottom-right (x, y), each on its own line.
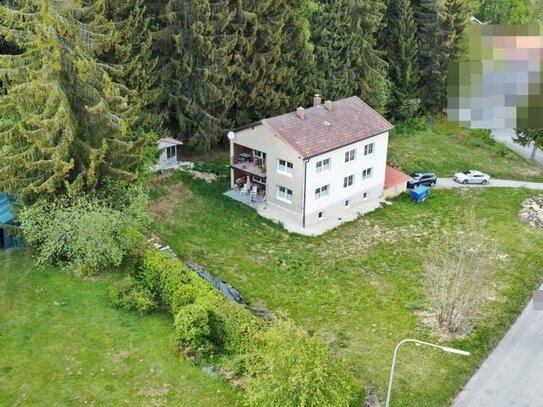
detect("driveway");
top-left (492, 129), bottom-right (543, 165)
top-left (435, 178), bottom-right (543, 190)
top-left (452, 284), bottom-right (543, 407)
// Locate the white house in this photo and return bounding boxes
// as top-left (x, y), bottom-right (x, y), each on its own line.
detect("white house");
top-left (155, 137), bottom-right (184, 172)
top-left (226, 95), bottom-right (395, 235)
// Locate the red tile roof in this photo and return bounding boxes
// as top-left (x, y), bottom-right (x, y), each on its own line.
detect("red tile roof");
top-left (385, 165), bottom-right (412, 188)
top-left (259, 96), bottom-right (394, 158)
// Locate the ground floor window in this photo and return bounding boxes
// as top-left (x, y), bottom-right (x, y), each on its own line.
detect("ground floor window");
top-left (343, 174), bottom-right (354, 188)
top-left (362, 167), bottom-right (373, 180)
top-left (276, 185), bottom-right (292, 203)
top-left (166, 146), bottom-right (176, 159)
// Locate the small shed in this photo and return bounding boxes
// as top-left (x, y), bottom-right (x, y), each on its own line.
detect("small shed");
top-left (155, 137), bottom-right (184, 172)
top-left (383, 165), bottom-right (412, 199)
top-left (0, 193), bottom-right (23, 249)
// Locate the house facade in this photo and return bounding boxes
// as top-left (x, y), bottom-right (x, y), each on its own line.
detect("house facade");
top-left (228, 95), bottom-right (394, 231)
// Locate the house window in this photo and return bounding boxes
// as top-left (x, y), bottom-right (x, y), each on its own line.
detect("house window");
top-left (278, 159), bottom-right (293, 175)
top-left (314, 184), bottom-right (330, 199)
top-left (345, 200), bottom-right (350, 207)
top-left (276, 185), bottom-right (292, 203)
top-left (318, 211), bottom-right (324, 220)
top-left (364, 143), bottom-right (375, 156)
top-left (343, 174), bottom-right (354, 188)
top-left (345, 149), bottom-right (356, 163)
top-left (316, 158), bottom-right (331, 173)
top-left (166, 146), bottom-right (176, 159)
top-left (363, 192), bottom-right (368, 199)
top-left (362, 167), bottom-right (373, 180)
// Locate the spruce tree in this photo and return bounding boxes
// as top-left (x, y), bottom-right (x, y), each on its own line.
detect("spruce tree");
top-left (0, 0), bottom-right (152, 204)
top-left (380, 0), bottom-right (420, 120)
top-left (233, 0), bottom-right (315, 124)
top-left (311, 0), bottom-right (388, 109)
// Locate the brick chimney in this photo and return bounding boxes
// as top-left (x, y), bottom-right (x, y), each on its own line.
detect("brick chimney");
top-left (313, 94), bottom-right (322, 107)
top-left (324, 100), bottom-right (333, 111)
top-left (296, 106), bottom-right (305, 119)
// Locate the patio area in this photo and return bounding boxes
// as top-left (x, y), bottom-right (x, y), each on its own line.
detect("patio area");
top-left (224, 189), bottom-right (266, 207)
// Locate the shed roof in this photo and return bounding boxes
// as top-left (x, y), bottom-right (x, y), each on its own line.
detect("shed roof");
top-left (0, 193), bottom-right (14, 224)
top-left (384, 166), bottom-right (412, 188)
top-left (257, 96), bottom-right (394, 158)
top-left (158, 137), bottom-right (184, 149)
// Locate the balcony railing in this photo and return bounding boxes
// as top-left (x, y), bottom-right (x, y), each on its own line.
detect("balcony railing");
top-left (231, 157), bottom-right (267, 177)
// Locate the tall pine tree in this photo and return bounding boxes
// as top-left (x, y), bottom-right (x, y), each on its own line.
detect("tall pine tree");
top-left (311, 0), bottom-right (388, 109)
top-left (380, 0), bottom-right (420, 120)
top-left (0, 0), bottom-right (152, 204)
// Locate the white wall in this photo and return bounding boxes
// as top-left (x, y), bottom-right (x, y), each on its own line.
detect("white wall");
top-left (304, 132), bottom-right (389, 218)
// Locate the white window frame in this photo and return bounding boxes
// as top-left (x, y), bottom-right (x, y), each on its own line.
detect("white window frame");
top-left (362, 167), bottom-right (373, 180)
top-left (344, 149), bottom-right (356, 163)
top-left (276, 185), bottom-right (292, 203)
top-left (277, 159), bottom-right (293, 176)
top-left (364, 142), bottom-right (375, 156)
top-left (343, 174), bottom-right (355, 188)
top-left (314, 184), bottom-right (330, 200)
top-left (316, 158), bottom-right (331, 173)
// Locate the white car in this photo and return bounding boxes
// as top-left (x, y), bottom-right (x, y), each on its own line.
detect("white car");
top-left (453, 170), bottom-right (491, 185)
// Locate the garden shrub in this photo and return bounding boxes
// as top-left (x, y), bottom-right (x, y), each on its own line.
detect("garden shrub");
top-left (174, 302), bottom-right (215, 360)
top-left (468, 129), bottom-right (495, 147)
top-left (244, 318), bottom-right (363, 407)
top-left (394, 115), bottom-right (427, 135)
top-left (108, 276), bottom-right (157, 314)
top-left (19, 185), bottom-right (149, 276)
top-left (493, 142), bottom-right (513, 158)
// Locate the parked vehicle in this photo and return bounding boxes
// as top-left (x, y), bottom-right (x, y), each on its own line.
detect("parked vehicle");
top-left (407, 171), bottom-right (437, 188)
top-left (453, 170), bottom-right (491, 185)
top-left (410, 185), bottom-right (430, 203)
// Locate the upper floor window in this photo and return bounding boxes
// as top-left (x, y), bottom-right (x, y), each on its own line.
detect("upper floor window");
top-left (276, 185), bottom-right (293, 203)
top-left (278, 159), bottom-right (293, 175)
top-left (343, 174), bottom-right (355, 188)
top-left (314, 184), bottom-right (330, 199)
top-left (345, 149), bottom-right (356, 163)
top-left (364, 143), bottom-right (375, 156)
top-left (316, 158), bottom-right (331, 173)
top-left (362, 167), bottom-right (373, 180)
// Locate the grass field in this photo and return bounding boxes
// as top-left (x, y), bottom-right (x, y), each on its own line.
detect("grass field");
top-left (149, 167), bottom-right (543, 406)
top-left (0, 251), bottom-right (240, 407)
top-left (388, 117), bottom-right (543, 181)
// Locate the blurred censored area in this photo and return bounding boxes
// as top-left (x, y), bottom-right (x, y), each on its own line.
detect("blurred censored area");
top-left (448, 24), bottom-right (543, 129)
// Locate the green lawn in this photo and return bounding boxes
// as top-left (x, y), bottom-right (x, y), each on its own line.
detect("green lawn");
top-left (149, 169), bottom-right (543, 407)
top-left (0, 250), bottom-right (240, 407)
top-left (387, 117), bottom-right (543, 181)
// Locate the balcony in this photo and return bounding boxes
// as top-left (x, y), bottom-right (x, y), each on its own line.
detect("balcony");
top-left (231, 145), bottom-right (267, 178)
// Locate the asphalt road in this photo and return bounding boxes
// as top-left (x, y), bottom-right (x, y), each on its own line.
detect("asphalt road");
top-left (435, 178), bottom-right (543, 190)
top-left (452, 284), bottom-right (543, 407)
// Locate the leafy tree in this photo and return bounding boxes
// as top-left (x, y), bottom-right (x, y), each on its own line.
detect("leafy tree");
top-left (380, 0), bottom-right (420, 120)
top-left (514, 128), bottom-right (543, 161)
top-left (0, 0), bottom-right (152, 205)
top-left (311, 0), bottom-right (388, 109)
top-left (19, 183), bottom-right (149, 276)
top-left (244, 317), bottom-right (363, 407)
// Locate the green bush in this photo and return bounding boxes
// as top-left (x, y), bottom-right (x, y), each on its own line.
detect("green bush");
top-left (244, 318), bottom-right (363, 407)
top-left (174, 302), bottom-right (216, 360)
top-left (468, 129), bottom-right (495, 147)
top-left (19, 186), bottom-right (148, 276)
top-left (493, 142), bottom-right (513, 158)
top-left (394, 116), bottom-right (427, 134)
top-left (108, 276), bottom-right (158, 314)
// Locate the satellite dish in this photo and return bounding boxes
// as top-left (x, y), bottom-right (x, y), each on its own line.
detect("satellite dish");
top-left (227, 131), bottom-right (235, 140)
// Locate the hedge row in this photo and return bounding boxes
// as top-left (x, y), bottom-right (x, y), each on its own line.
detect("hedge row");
top-left (109, 248), bottom-right (363, 406)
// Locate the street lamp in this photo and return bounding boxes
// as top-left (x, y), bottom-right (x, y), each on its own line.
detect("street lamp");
top-left (385, 338), bottom-right (470, 407)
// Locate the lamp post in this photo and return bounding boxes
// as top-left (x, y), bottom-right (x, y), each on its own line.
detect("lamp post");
top-left (385, 339), bottom-right (470, 407)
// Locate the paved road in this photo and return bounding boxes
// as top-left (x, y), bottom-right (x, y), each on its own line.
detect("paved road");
top-left (492, 129), bottom-right (543, 165)
top-left (452, 284), bottom-right (543, 407)
top-left (435, 178), bottom-right (543, 190)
